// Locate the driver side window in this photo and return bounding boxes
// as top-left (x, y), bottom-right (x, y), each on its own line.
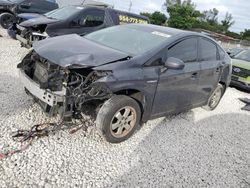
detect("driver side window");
top-left (78, 9), bottom-right (105, 27)
top-left (168, 38), bottom-right (198, 63)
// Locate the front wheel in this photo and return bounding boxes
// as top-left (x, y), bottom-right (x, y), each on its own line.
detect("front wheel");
top-left (203, 83), bottom-right (224, 111)
top-left (96, 95), bottom-right (141, 143)
top-left (0, 13), bottom-right (15, 29)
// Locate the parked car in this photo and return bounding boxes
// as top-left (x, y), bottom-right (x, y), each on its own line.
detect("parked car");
top-left (18, 24), bottom-right (231, 143)
top-left (231, 49), bottom-right (250, 91)
top-left (12, 5), bottom-right (149, 48)
top-left (0, 0), bottom-right (58, 29)
top-left (226, 48), bottom-right (244, 58)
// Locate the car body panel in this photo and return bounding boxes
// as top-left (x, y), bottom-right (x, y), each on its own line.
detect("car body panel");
top-left (18, 12), bottom-right (44, 20)
top-left (20, 15), bottom-right (60, 27)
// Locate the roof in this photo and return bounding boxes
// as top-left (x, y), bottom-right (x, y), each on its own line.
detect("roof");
top-left (126, 24), bottom-right (190, 36)
top-left (81, 0), bottom-right (113, 8)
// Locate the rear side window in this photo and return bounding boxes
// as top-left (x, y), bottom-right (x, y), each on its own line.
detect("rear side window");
top-left (200, 38), bottom-right (217, 61)
top-left (168, 38), bottom-right (198, 63)
top-left (218, 47), bottom-right (225, 60)
top-left (79, 9), bottom-right (105, 27)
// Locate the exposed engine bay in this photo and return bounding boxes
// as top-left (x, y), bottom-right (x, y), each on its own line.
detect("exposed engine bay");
top-left (18, 51), bottom-right (112, 120)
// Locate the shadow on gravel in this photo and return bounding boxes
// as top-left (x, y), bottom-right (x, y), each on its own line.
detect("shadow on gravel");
top-left (108, 113), bottom-right (250, 187)
top-left (230, 85), bottom-right (250, 94)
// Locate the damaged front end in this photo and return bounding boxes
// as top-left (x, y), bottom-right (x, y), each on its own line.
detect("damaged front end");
top-left (16, 24), bottom-right (48, 48)
top-left (18, 51), bottom-right (113, 120)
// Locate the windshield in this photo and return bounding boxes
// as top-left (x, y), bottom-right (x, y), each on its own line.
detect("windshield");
top-left (85, 25), bottom-right (170, 55)
top-left (45, 6), bottom-right (83, 20)
top-left (234, 49), bottom-right (250, 62)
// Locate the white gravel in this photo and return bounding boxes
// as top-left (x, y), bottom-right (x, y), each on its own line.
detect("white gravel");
top-left (0, 28), bottom-right (250, 188)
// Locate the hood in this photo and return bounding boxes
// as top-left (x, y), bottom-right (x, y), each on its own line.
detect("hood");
top-left (232, 59), bottom-right (250, 70)
top-left (0, 0), bottom-right (13, 6)
top-left (20, 16), bottom-right (59, 27)
top-left (33, 34), bottom-right (129, 68)
top-left (18, 13), bottom-right (43, 21)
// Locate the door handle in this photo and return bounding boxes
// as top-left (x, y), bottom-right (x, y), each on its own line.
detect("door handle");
top-left (191, 72), bottom-right (198, 79)
top-left (216, 67), bottom-right (221, 73)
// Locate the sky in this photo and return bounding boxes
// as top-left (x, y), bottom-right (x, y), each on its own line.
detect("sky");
top-left (57, 0), bottom-right (250, 33)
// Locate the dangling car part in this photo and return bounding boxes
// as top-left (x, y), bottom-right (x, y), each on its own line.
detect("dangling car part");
top-left (0, 0), bottom-right (58, 29)
top-left (18, 24), bottom-right (231, 143)
top-left (11, 5), bottom-right (149, 48)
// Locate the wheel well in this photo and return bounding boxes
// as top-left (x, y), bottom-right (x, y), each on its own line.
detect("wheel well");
top-left (0, 10), bottom-right (14, 15)
top-left (219, 81), bottom-right (226, 93)
top-left (114, 89), bottom-right (145, 113)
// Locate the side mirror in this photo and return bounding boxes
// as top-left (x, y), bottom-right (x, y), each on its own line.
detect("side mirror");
top-left (165, 57), bottom-right (185, 70)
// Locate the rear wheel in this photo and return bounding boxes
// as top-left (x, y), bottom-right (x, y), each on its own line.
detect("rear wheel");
top-left (96, 95), bottom-right (141, 143)
top-left (0, 13), bottom-right (15, 29)
top-left (203, 83), bottom-right (224, 111)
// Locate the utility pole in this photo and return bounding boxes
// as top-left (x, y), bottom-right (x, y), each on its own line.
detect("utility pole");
top-left (81, 0), bottom-right (86, 5)
top-left (128, 1), bottom-right (132, 12)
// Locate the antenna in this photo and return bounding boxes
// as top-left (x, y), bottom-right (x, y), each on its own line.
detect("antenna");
top-left (81, 0), bottom-right (86, 5)
top-left (128, 1), bottom-right (132, 12)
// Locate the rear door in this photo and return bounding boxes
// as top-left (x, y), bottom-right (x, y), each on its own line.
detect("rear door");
top-left (151, 37), bottom-right (201, 117)
top-left (196, 37), bottom-right (222, 103)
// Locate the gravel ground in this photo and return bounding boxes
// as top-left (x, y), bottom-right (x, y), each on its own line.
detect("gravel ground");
top-left (0, 28), bottom-right (250, 188)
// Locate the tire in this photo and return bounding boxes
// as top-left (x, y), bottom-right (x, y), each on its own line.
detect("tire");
top-left (96, 95), bottom-right (141, 143)
top-left (0, 13), bottom-right (15, 29)
top-left (203, 83), bottom-right (224, 111)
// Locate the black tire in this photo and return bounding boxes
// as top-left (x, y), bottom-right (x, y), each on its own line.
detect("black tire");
top-left (0, 13), bottom-right (15, 29)
top-left (96, 95), bottom-right (141, 143)
top-left (203, 83), bottom-right (224, 111)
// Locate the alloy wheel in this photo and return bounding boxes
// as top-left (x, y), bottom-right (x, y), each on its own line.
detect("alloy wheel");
top-left (110, 106), bottom-right (137, 138)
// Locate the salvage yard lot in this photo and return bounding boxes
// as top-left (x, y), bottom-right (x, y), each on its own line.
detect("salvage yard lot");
top-left (0, 28), bottom-right (250, 187)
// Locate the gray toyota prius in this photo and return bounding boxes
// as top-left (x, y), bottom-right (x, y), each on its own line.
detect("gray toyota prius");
top-left (18, 24), bottom-right (232, 143)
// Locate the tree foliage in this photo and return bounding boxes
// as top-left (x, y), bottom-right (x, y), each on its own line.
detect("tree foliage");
top-left (241, 29), bottom-right (250, 40)
top-left (164, 0), bottom-right (199, 29)
top-left (221, 12), bottom-right (235, 33)
top-left (140, 11), bottom-right (167, 26)
top-left (163, 0), bottom-right (239, 39)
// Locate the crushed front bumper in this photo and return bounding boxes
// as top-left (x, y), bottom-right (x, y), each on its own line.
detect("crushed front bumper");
top-left (19, 69), bottom-right (66, 114)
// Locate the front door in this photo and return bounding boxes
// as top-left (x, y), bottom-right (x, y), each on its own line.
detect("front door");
top-left (152, 37), bottom-right (201, 117)
top-left (67, 8), bottom-right (106, 36)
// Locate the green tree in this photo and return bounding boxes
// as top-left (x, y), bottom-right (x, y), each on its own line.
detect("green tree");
top-left (221, 12), bottom-right (235, 33)
top-left (140, 11), bottom-right (167, 25)
top-left (164, 0), bottom-right (200, 29)
top-left (241, 29), bottom-right (250, 40)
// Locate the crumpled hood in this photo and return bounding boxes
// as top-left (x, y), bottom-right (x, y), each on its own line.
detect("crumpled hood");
top-left (232, 59), bottom-right (250, 70)
top-left (33, 34), bottom-right (129, 68)
top-left (0, 0), bottom-right (13, 6)
top-left (18, 13), bottom-right (43, 21)
top-left (20, 16), bottom-right (59, 27)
